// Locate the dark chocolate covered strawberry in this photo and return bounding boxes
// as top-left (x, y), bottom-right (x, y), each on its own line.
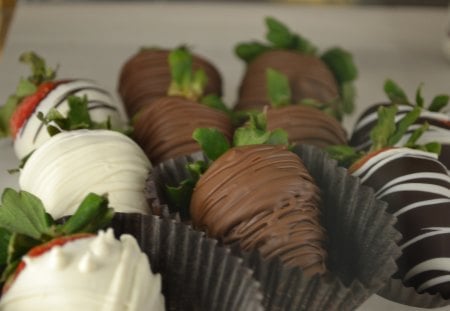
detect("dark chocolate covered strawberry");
top-left (350, 79), bottom-right (450, 169)
top-left (262, 68), bottom-right (347, 148)
top-left (329, 105), bottom-right (450, 299)
top-left (118, 47), bottom-right (222, 117)
top-left (234, 17), bottom-right (357, 120)
top-left (132, 47), bottom-right (233, 164)
top-left (167, 114), bottom-right (327, 276)
top-left (0, 52), bottom-right (126, 160)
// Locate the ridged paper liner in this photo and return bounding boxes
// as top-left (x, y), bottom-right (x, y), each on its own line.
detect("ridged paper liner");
top-left (151, 144), bottom-right (402, 310)
top-left (110, 213), bottom-right (263, 311)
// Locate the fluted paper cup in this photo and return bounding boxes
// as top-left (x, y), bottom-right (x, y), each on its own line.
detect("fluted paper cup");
top-left (110, 213), bottom-right (263, 311)
top-left (150, 144), bottom-right (401, 310)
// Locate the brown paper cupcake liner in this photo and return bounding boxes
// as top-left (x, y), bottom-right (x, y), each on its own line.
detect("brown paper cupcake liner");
top-left (110, 213), bottom-right (263, 311)
top-left (150, 144), bottom-right (402, 310)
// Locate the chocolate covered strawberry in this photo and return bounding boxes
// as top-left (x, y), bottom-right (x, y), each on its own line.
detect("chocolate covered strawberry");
top-left (118, 47), bottom-right (222, 117)
top-left (350, 79), bottom-right (450, 169)
top-left (0, 52), bottom-right (126, 159)
top-left (262, 68), bottom-right (347, 148)
top-left (0, 189), bottom-right (165, 310)
top-left (167, 114), bottom-right (327, 276)
top-left (234, 17), bottom-right (357, 120)
top-left (329, 105), bottom-right (450, 298)
top-left (132, 47), bottom-right (233, 164)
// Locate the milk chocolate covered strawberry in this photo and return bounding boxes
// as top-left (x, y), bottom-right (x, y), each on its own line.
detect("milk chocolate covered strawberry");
top-left (132, 47), bottom-right (233, 164)
top-left (329, 105), bottom-right (450, 299)
top-left (235, 17), bottom-right (357, 120)
top-left (262, 68), bottom-right (347, 148)
top-left (0, 52), bottom-right (126, 160)
top-left (167, 114), bottom-right (327, 276)
top-left (118, 47), bottom-right (222, 117)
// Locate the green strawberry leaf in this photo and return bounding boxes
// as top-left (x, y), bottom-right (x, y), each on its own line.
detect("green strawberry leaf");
top-left (266, 128), bottom-right (289, 146)
top-left (370, 105), bottom-right (398, 152)
top-left (265, 16), bottom-right (294, 49)
top-left (0, 189), bottom-right (53, 240)
top-left (405, 122), bottom-right (429, 147)
top-left (267, 68), bottom-right (291, 108)
top-left (429, 95), bottom-right (449, 112)
top-left (19, 51), bottom-right (57, 85)
top-left (15, 79), bottom-right (37, 98)
top-left (168, 47), bottom-right (207, 101)
top-left (200, 95), bottom-right (230, 113)
top-left (387, 106), bottom-right (421, 146)
top-left (234, 127), bottom-right (271, 147)
top-left (326, 145), bottom-right (364, 168)
top-left (60, 193), bottom-right (113, 235)
top-left (340, 81), bottom-right (356, 114)
top-left (193, 128), bottom-right (230, 161)
top-left (0, 96), bottom-right (19, 137)
top-left (423, 142), bottom-right (441, 155)
top-left (235, 42), bottom-right (271, 63)
top-left (384, 79), bottom-right (409, 104)
top-left (0, 228), bottom-right (11, 265)
top-left (321, 47), bottom-right (358, 84)
top-left (291, 34), bottom-right (318, 55)
top-left (415, 83), bottom-right (424, 108)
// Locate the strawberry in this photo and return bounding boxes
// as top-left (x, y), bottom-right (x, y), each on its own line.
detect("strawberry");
top-left (2, 233), bottom-right (92, 293)
top-left (9, 81), bottom-right (56, 138)
top-left (0, 189), bottom-right (114, 293)
top-left (328, 104), bottom-right (450, 300)
top-left (131, 47), bottom-right (233, 164)
top-left (234, 17), bottom-right (357, 119)
top-left (0, 51), bottom-right (56, 138)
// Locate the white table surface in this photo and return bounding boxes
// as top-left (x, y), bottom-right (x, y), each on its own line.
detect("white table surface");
top-left (0, 2), bottom-right (449, 310)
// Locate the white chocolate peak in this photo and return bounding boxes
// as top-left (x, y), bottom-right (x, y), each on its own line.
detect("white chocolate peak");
top-left (0, 229), bottom-right (165, 311)
top-left (19, 130), bottom-right (151, 218)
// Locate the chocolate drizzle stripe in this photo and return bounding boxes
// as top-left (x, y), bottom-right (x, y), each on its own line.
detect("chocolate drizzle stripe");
top-left (32, 85), bottom-right (114, 143)
top-left (404, 258), bottom-right (450, 281)
top-left (418, 275), bottom-right (450, 293)
top-left (375, 172), bottom-right (450, 196)
top-left (400, 228), bottom-right (450, 250)
top-left (87, 100), bottom-right (119, 111)
top-left (378, 183), bottom-right (450, 200)
top-left (395, 198), bottom-right (450, 217)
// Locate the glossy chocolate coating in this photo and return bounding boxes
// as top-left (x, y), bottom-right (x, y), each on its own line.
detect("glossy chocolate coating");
top-left (190, 145), bottom-right (327, 276)
top-left (350, 103), bottom-right (450, 170)
top-left (352, 148), bottom-right (450, 297)
top-left (118, 49), bottom-right (222, 117)
top-left (132, 96), bottom-right (233, 164)
top-left (235, 50), bottom-right (339, 112)
top-left (266, 105), bottom-right (347, 148)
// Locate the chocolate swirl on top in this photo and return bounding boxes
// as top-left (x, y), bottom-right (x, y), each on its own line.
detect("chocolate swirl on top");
top-left (132, 96), bottom-right (233, 165)
top-left (190, 145), bottom-right (327, 276)
top-left (352, 148), bottom-right (450, 297)
top-left (236, 50), bottom-right (339, 112)
top-left (266, 105), bottom-right (347, 148)
top-left (118, 49), bottom-right (222, 117)
top-left (350, 103), bottom-right (450, 170)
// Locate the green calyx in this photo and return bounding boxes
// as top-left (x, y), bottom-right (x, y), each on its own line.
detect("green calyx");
top-left (37, 95), bottom-right (131, 136)
top-left (167, 46), bottom-right (207, 101)
top-left (384, 79), bottom-right (449, 112)
top-left (266, 68), bottom-right (342, 119)
top-left (0, 189), bottom-right (114, 284)
top-left (165, 112), bottom-right (289, 219)
top-left (235, 17), bottom-right (357, 116)
top-left (327, 104), bottom-right (441, 168)
top-left (0, 51), bottom-right (57, 137)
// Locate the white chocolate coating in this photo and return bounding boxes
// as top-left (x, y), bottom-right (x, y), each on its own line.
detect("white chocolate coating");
top-left (0, 229), bottom-right (165, 311)
top-left (14, 79), bottom-right (127, 160)
top-left (19, 130), bottom-right (151, 218)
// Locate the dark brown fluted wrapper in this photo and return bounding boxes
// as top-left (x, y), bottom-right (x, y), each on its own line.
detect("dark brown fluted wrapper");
top-left (118, 49), bottom-right (222, 117)
top-left (151, 144), bottom-right (401, 310)
top-left (110, 213), bottom-right (263, 311)
top-left (236, 50), bottom-right (339, 112)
